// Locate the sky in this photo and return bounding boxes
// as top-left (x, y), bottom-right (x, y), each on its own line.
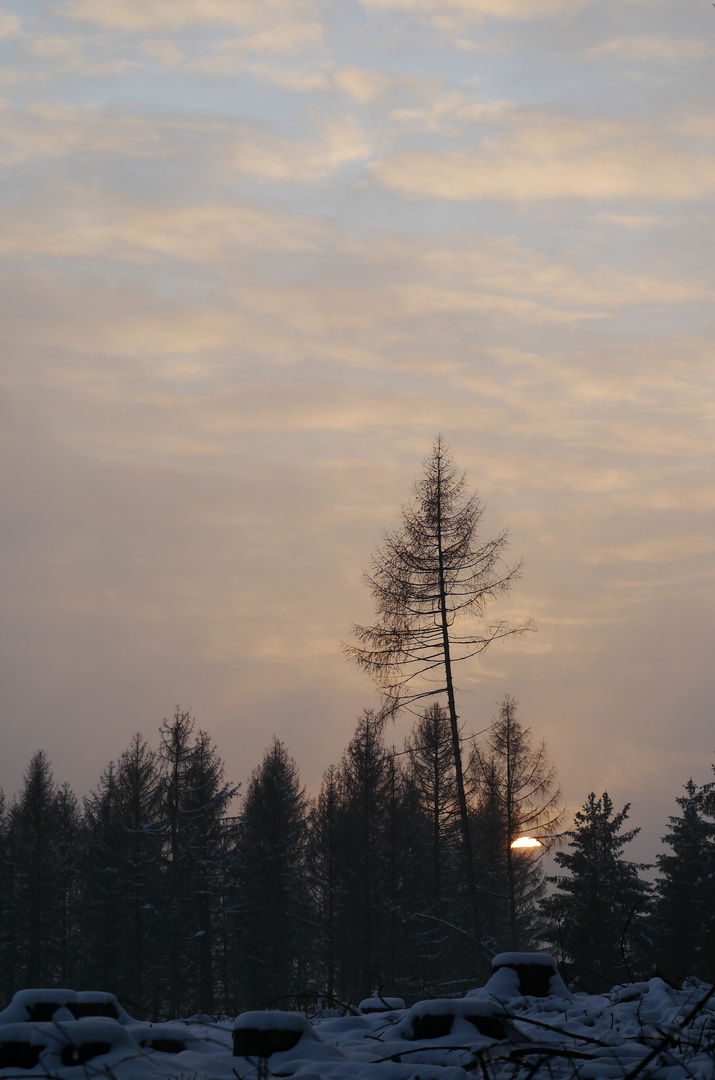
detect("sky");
top-left (1, 0), bottom-right (714, 864)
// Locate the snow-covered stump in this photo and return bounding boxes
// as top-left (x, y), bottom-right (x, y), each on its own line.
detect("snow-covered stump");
top-left (0, 1024), bottom-right (44, 1070)
top-left (0, 988), bottom-right (77, 1024)
top-left (71, 991), bottom-right (132, 1021)
top-left (396, 998), bottom-right (509, 1042)
top-left (0, 1018), bottom-right (143, 1076)
top-left (233, 1010), bottom-right (318, 1058)
top-left (481, 952), bottom-right (570, 999)
top-left (359, 996), bottom-right (406, 1015)
top-left (0, 988), bottom-right (134, 1026)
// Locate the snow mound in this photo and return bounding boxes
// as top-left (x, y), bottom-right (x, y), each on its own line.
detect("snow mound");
top-left (396, 998), bottom-right (508, 1042)
top-left (469, 951), bottom-right (571, 1000)
top-left (0, 988), bottom-right (133, 1026)
top-left (359, 997), bottom-right (406, 1014)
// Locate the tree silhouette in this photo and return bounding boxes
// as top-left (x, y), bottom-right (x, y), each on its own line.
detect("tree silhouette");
top-left (346, 436), bottom-right (528, 969)
top-left (470, 696), bottom-right (563, 950)
top-left (542, 792), bottom-right (651, 991)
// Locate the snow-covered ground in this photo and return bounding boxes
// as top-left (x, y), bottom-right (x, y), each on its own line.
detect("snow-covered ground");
top-left (0, 955), bottom-right (713, 1080)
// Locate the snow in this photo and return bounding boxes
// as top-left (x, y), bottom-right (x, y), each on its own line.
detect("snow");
top-left (492, 953), bottom-right (560, 969)
top-left (0, 973), bottom-right (713, 1080)
top-left (467, 952), bottom-right (571, 1001)
top-left (359, 998), bottom-right (406, 1014)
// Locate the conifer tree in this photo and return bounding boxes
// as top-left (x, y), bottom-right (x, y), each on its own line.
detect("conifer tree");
top-left (0, 791), bottom-right (13, 1003)
top-left (179, 728), bottom-right (238, 1014)
top-left (114, 733), bottom-right (164, 1013)
top-left (306, 765), bottom-right (342, 999)
top-left (232, 738), bottom-right (308, 1008)
top-left (81, 739), bottom-right (165, 1011)
top-left (81, 762), bottom-right (126, 994)
top-left (404, 704), bottom-right (464, 981)
top-left (333, 711), bottom-right (393, 998)
top-left (541, 792), bottom-right (651, 991)
top-left (158, 709), bottom-right (237, 1016)
top-left (54, 783), bottom-right (81, 986)
top-left (382, 746), bottom-right (426, 992)
top-left (655, 779), bottom-right (715, 983)
top-left (7, 751), bottom-right (77, 988)
top-left (470, 696), bottom-right (563, 951)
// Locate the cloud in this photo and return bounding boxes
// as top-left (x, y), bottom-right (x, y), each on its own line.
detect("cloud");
top-left (187, 22), bottom-right (325, 75)
top-left (0, 201), bottom-right (332, 263)
top-left (0, 103), bottom-right (194, 166)
top-left (422, 240), bottom-right (711, 308)
top-left (238, 63), bottom-right (331, 93)
top-left (333, 67), bottom-right (506, 138)
top-left (585, 535), bottom-right (715, 568)
top-left (226, 115), bottom-right (372, 181)
top-left (0, 14), bottom-right (21, 38)
top-left (585, 34), bottom-right (713, 65)
top-left (57, 0), bottom-right (316, 33)
top-left (22, 34), bottom-right (139, 77)
top-left (333, 66), bottom-right (398, 104)
top-left (589, 212), bottom-right (663, 229)
top-left (372, 112), bottom-right (715, 201)
top-left (0, 98), bottom-right (369, 185)
top-left (139, 38), bottom-right (185, 68)
top-left (224, 22), bottom-right (325, 56)
top-left (28, 36), bottom-right (77, 59)
top-left (358, 0), bottom-right (589, 21)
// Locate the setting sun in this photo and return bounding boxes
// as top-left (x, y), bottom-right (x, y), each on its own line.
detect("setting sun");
top-left (511, 837), bottom-right (543, 849)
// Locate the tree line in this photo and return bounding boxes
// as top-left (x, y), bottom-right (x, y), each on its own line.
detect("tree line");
top-left (0, 699), bottom-right (713, 1017)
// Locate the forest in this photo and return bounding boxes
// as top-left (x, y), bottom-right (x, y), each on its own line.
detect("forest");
top-left (0, 698), bottom-right (713, 1021)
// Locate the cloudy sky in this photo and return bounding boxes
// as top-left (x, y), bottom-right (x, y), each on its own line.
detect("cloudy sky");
top-left (2, 0), bottom-right (714, 861)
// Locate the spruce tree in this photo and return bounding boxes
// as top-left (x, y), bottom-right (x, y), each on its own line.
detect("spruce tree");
top-left (0, 791), bottom-right (13, 1003)
top-left (541, 792), bottom-right (652, 991)
top-left (232, 738), bottom-right (309, 1009)
top-left (306, 765), bottom-right (343, 1000)
top-left (158, 710), bottom-right (237, 1016)
top-left (114, 733), bottom-right (164, 1014)
top-left (179, 728), bottom-right (238, 1014)
top-left (7, 751), bottom-right (78, 988)
top-left (81, 735), bottom-right (164, 1013)
top-left (332, 711), bottom-right (392, 998)
top-left (655, 779), bottom-right (715, 983)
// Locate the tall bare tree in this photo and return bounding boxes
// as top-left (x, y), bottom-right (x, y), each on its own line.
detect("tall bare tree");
top-left (346, 436), bottom-right (528, 969)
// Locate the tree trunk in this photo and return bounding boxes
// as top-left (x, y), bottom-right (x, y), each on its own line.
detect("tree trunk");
top-left (436, 462), bottom-right (484, 974)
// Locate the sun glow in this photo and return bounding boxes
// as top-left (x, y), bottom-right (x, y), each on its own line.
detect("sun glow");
top-left (510, 836), bottom-right (543, 849)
